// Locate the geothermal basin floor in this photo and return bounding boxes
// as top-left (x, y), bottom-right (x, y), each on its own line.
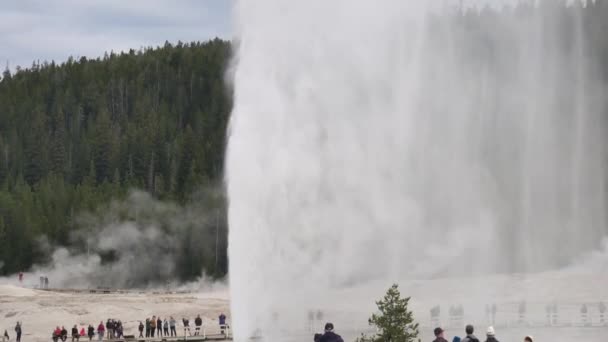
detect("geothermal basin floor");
top-left (2, 271), bottom-right (608, 341)
top-left (0, 285), bottom-right (230, 341)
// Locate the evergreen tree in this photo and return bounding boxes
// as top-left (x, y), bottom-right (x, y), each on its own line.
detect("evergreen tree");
top-left (357, 284), bottom-right (420, 342)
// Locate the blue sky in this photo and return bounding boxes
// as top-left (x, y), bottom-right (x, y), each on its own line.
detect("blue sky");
top-left (0, 0), bottom-right (232, 70)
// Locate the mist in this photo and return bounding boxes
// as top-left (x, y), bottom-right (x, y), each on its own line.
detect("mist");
top-left (227, 0), bottom-right (608, 340)
top-left (4, 190), bottom-right (227, 289)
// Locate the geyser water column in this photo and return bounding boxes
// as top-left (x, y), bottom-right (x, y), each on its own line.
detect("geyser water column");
top-left (227, 1), bottom-right (607, 340)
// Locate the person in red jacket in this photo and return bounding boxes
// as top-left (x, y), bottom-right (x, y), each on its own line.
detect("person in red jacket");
top-left (53, 327), bottom-right (61, 342)
top-left (97, 322), bottom-right (105, 341)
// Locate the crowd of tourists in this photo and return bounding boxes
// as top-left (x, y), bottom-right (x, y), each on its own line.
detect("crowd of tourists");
top-left (39, 313), bottom-right (229, 341)
top-left (312, 322), bottom-right (536, 342)
top-left (432, 324), bottom-right (533, 342)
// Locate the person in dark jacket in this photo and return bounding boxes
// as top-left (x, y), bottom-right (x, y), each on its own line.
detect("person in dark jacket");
top-left (87, 325), bottom-right (95, 341)
top-left (145, 318), bottom-right (151, 338)
top-left (461, 324), bottom-right (480, 342)
top-left (183, 317), bottom-right (191, 336)
top-left (194, 315), bottom-right (203, 335)
top-left (484, 326), bottom-right (498, 342)
top-left (219, 313), bottom-right (228, 335)
top-left (157, 317), bottom-right (163, 337)
top-left (150, 316), bottom-right (156, 338)
top-left (4, 330), bottom-right (9, 341)
top-left (14, 322), bottom-right (22, 342)
top-left (60, 326), bottom-right (68, 342)
top-left (105, 319), bottom-right (112, 340)
top-left (433, 327), bottom-right (448, 342)
top-left (138, 322), bottom-right (144, 338)
top-left (71, 325), bottom-right (79, 342)
top-left (314, 333), bottom-right (322, 342)
top-left (319, 323), bottom-right (344, 342)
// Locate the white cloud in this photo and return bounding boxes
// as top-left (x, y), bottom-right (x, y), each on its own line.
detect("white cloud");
top-left (0, 0), bottom-right (232, 70)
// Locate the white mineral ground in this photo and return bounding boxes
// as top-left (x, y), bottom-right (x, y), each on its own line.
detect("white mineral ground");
top-left (1, 270), bottom-right (607, 341)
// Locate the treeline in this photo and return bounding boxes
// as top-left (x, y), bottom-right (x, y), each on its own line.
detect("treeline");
top-left (0, 39), bottom-right (231, 279)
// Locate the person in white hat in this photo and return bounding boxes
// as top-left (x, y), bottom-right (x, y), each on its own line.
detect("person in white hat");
top-left (485, 326), bottom-right (499, 342)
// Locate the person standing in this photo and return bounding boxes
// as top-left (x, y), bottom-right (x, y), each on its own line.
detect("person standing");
top-left (182, 317), bottom-right (191, 336)
top-left (87, 325), bottom-right (94, 341)
top-left (14, 322), bottom-right (22, 342)
top-left (45, 276), bottom-right (49, 289)
top-left (145, 318), bottom-right (150, 338)
top-left (319, 323), bottom-right (344, 342)
top-left (163, 319), bottom-right (169, 337)
top-left (219, 313), bottom-right (227, 335)
top-left (169, 317), bottom-right (177, 337)
top-left (53, 327), bottom-right (61, 342)
top-left (461, 324), bottom-right (480, 342)
top-left (194, 315), bottom-right (203, 335)
top-left (485, 326), bottom-right (499, 342)
top-left (524, 336), bottom-right (533, 342)
top-left (433, 327), bottom-right (447, 342)
top-left (71, 325), bottom-right (79, 342)
top-left (60, 326), bottom-right (68, 342)
top-left (149, 318), bottom-right (154, 337)
top-left (105, 319), bottom-right (112, 340)
top-left (138, 322), bottom-right (144, 338)
top-left (157, 317), bottom-right (162, 337)
top-left (97, 322), bottom-right (105, 341)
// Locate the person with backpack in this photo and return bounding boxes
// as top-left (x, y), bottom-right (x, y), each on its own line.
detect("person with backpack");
top-left (319, 323), bottom-right (344, 342)
top-left (14, 322), bottom-right (22, 342)
top-left (194, 315), bottom-right (203, 335)
top-left (169, 317), bottom-right (177, 337)
top-left (485, 326), bottom-right (499, 342)
top-left (433, 327), bottom-right (448, 342)
top-left (461, 325), bottom-right (480, 342)
top-left (138, 322), bottom-right (144, 338)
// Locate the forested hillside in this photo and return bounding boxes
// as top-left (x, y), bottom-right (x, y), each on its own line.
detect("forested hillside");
top-left (0, 39), bottom-right (231, 279)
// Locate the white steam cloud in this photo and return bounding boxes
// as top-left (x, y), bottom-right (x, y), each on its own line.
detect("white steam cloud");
top-left (227, 0), bottom-right (608, 340)
top-left (8, 190), bottom-right (226, 290)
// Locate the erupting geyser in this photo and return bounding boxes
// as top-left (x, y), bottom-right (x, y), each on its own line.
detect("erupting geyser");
top-left (227, 1), bottom-right (608, 340)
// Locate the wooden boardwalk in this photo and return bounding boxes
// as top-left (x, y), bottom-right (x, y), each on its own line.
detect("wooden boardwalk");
top-left (105, 334), bottom-right (231, 341)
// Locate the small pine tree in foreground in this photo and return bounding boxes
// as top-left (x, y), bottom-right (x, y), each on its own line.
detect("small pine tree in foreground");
top-left (356, 284), bottom-right (420, 342)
